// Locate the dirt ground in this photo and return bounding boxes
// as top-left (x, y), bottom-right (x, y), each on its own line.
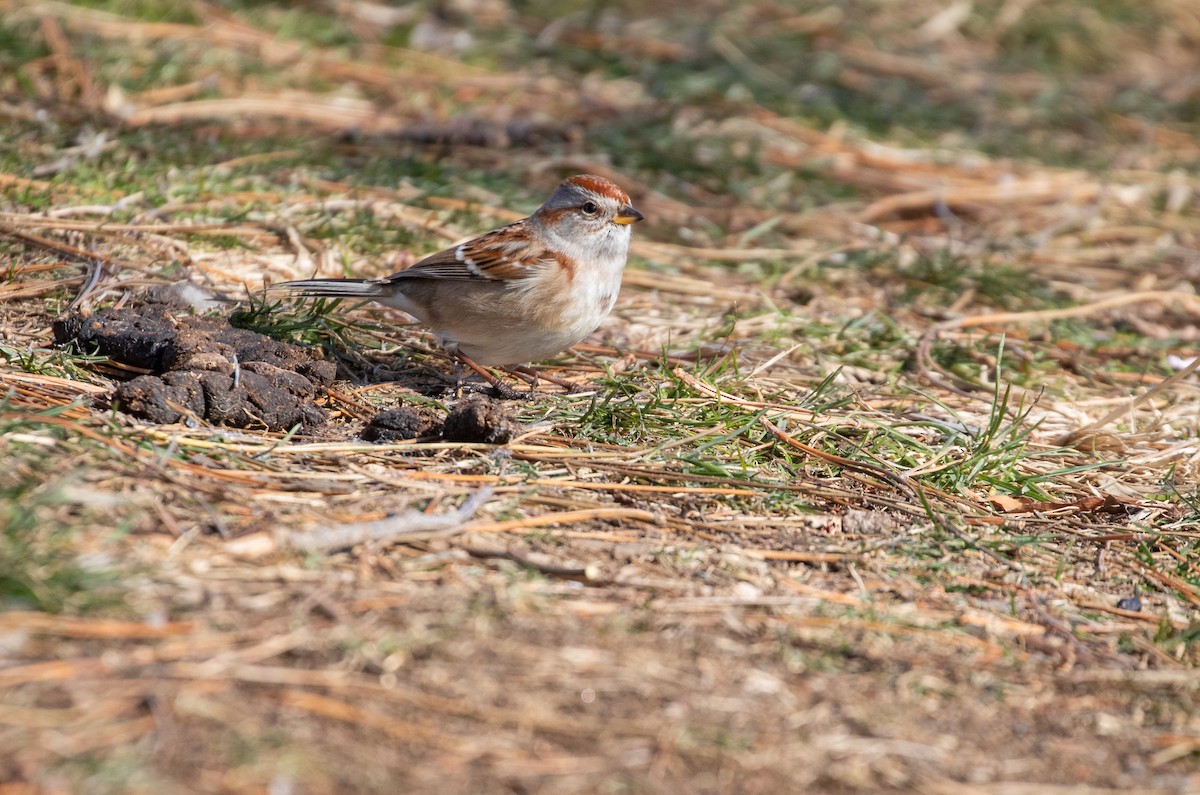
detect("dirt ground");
top-left (2, 1), bottom-right (1200, 793)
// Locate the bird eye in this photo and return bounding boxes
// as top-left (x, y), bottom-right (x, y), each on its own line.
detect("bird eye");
top-left (581, 201), bottom-right (599, 216)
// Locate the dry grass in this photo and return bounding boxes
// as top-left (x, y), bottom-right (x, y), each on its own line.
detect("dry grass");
top-left (2, 1), bottom-right (1200, 792)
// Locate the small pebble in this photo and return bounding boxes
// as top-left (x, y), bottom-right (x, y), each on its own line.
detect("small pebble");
top-left (1115, 595), bottom-right (1142, 612)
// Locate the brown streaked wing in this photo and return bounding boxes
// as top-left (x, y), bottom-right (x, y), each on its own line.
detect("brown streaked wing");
top-left (383, 221), bottom-right (551, 283)
top-left (381, 247), bottom-right (471, 282)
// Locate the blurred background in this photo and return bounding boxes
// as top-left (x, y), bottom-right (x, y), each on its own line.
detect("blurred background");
top-left (5, 0), bottom-right (1199, 270)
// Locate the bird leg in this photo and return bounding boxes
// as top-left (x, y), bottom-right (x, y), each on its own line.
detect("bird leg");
top-left (455, 352), bottom-right (522, 400)
top-left (505, 365), bottom-right (589, 394)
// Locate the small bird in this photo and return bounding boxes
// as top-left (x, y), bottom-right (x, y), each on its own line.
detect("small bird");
top-left (275, 174), bottom-right (644, 388)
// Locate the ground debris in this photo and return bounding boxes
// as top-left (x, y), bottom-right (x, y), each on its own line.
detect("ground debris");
top-left (362, 406), bottom-right (444, 442)
top-left (442, 394), bottom-right (523, 443)
top-left (53, 301), bottom-right (335, 430)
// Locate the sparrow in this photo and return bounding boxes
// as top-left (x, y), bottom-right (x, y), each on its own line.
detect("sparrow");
top-left (275, 175), bottom-right (644, 383)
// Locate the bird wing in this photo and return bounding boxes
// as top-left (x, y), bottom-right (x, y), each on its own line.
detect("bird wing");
top-left (380, 220), bottom-right (555, 284)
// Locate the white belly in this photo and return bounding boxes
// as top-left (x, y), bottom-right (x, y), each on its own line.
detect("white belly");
top-left (392, 222), bottom-right (630, 366)
top-left (450, 266), bottom-right (622, 365)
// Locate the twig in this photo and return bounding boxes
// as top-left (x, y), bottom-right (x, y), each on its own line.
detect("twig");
top-left (758, 415), bottom-right (919, 496)
top-left (0, 223), bottom-right (114, 309)
top-left (279, 690), bottom-right (469, 752)
top-left (1058, 354), bottom-right (1200, 445)
top-left (461, 546), bottom-right (599, 582)
top-left (39, 15), bottom-right (100, 109)
top-left (286, 487), bottom-right (493, 551)
top-left (0, 611), bottom-right (194, 637)
top-left (462, 507), bottom-right (659, 535)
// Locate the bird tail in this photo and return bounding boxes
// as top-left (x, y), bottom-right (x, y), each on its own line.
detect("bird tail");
top-left (269, 278), bottom-right (386, 299)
